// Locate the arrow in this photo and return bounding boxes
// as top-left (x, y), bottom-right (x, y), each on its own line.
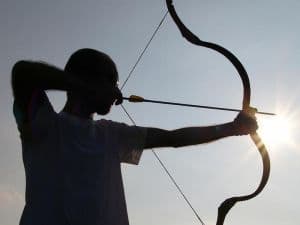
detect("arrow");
top-left (123, 95), bottom-right (275, 116)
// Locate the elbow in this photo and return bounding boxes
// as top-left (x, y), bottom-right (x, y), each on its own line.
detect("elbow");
top-left (11, 60), bottom-right (34, 88)
top-left (11, 61), bottom-right (29, 84)
top-left (11, 60), bottom-right (33, 97)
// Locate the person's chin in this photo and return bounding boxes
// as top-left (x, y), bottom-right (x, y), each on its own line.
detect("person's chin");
top-left (96, 106), bottom-right (111, 115)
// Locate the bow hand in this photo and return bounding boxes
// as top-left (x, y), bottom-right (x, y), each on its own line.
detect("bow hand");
top-left (232, 108), bottom-right (258, 135)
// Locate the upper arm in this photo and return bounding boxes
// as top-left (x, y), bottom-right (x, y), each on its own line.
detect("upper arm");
top-left (11, 61), bottom-right (48, 123)
top-left (12, 61), bottom-right (38, 109)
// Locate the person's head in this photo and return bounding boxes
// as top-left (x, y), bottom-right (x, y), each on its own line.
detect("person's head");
top-left (64, 48), bottom-right (121, 116)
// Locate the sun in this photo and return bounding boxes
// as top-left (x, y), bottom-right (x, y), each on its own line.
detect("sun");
top-left (257, 114), bottom-right (293, 150)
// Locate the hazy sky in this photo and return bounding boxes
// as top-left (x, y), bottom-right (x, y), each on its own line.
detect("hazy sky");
top-left (1, 0), bottom-right (299, 225)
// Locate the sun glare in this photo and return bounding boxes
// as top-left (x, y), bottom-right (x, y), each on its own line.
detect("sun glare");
top-left (257, 114), bottom-right (293, 150)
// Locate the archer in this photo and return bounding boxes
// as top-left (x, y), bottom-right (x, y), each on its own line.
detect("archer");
top-left (12, 48), bottom-right (258, 225)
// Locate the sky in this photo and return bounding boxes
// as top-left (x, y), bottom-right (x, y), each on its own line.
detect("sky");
top-left (0, 0), bottom-right (299, 225)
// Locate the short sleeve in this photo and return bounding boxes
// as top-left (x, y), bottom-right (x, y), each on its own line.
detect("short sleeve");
top-left (13, 90), bottom-right (57, 141)
top-left (99, 120), bottom-right (147, 165)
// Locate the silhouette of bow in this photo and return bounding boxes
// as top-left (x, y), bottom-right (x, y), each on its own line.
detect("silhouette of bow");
top-left (165, 1), bottom-right (271, 224)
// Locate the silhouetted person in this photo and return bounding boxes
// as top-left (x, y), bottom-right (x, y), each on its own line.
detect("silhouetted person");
top-left (11, 48), bottom-right (258, 225)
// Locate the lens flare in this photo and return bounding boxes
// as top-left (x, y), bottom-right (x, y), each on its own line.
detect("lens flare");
top-left (257, 114), bottom-right (293, 150)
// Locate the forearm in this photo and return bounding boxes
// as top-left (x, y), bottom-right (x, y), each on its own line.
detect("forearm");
top-left (169, 122), bottom-right (236, 147)
top-left (12, 60), bottom-right (91, 96)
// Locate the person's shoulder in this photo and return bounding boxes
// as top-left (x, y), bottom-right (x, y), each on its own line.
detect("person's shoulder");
top-left (96, 119), bottom-right (124, 125)
top-left (96, 119), bottom-right (147, 138)
top-left (13, 93), bottom-right (57, 141)
top-left (13, 89), bottom-right (55, 124)
top-left (95, 119), bottom-right (133, 134)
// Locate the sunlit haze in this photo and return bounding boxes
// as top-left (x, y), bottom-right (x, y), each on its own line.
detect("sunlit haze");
top-left (0, 1), bottom-right (299, 225)
top-left (258, 114), bottom-right (294, 150)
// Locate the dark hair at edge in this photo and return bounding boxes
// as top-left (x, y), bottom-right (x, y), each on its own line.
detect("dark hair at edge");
top-left (64, 48), bottom-right (118, 98)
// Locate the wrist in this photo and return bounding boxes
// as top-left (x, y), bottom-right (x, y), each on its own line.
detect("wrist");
top-left (215, 122), bottom-right (236, 137)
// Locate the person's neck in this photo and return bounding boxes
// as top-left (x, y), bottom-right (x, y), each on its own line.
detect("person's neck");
top-left (62, 100), bottom-right (94, 120)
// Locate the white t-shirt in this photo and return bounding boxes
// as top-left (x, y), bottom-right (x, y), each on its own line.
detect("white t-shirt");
top-left (14, 92), bottom-right (147, 225)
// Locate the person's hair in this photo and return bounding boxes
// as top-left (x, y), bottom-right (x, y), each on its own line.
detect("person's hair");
top-left (64, 48), bottom-right (118, 98)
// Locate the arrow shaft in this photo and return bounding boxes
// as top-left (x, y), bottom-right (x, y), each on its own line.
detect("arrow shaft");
top-left (123, 97), bottom-right (275, 116)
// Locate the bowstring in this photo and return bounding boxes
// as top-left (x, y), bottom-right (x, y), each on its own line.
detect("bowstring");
top-left (119, 9), bottom-right (205, 225)
top-left (120, 11), bottom-right (168, 90)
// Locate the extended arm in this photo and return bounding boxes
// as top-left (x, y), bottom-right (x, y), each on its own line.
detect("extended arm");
top-left (144, 122), bottom-right (236, 149)
top-left (144, 112), bottom-right (257, 149)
